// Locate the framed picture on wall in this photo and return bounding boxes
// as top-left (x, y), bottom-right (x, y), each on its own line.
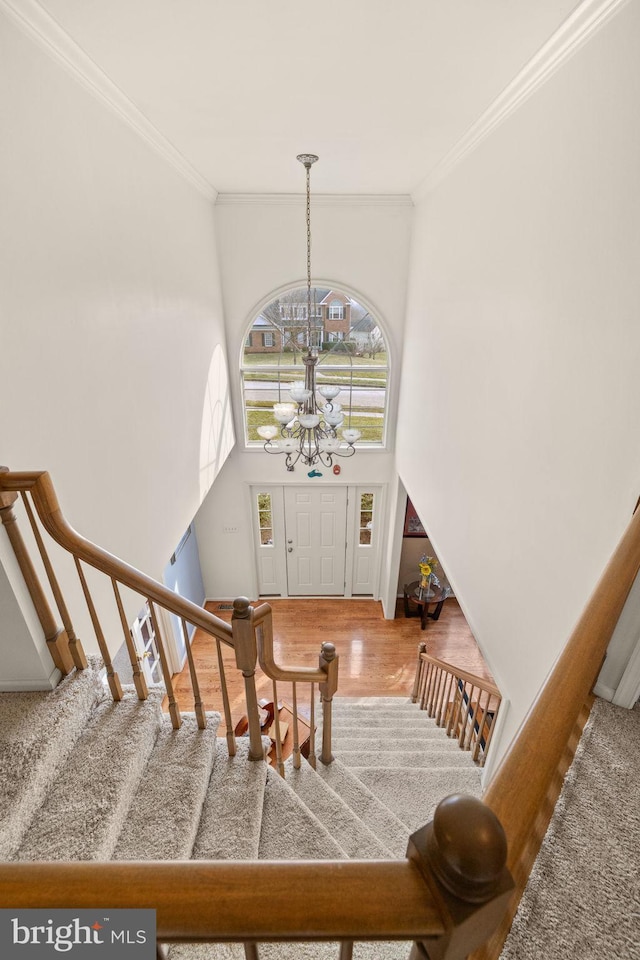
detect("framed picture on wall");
top-left (403, 498), bottom-right (427, 537)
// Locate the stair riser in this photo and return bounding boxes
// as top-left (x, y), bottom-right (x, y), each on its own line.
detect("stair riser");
top-left (330, 723), bottom-right (449, 736)
top-left (331, 732), bottom-right (450, 748)
top-left (342, 752), bottom-right (477, 769)
top-left (331, 709), bottom-right (445, 721)
top-left (191, 738), bottom-right (269, 861)
top-left (336, 739), bottom-right (460, 753)
top-left (284, 759), bottom-right (395, 859)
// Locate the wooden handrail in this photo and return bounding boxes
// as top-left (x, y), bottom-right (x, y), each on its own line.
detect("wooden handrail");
top-left (248, 599), bottom-right (326, 682)
top-left (419, 653), bottom-right (501, 699)
top-left (257, 625), bottom-right (327, 684)
top-left (0, 793), bottom-right (513, 955)
top-left (484, 503), bottom-right (640, 867)
top-left (471, 502), bottom-right (640, 959)
top-left (0, 471), bottom-right (233, 645)
top-left (232, 598), bottom-right (337, 766)
top-left (0, 861), bottom-right (444, 943)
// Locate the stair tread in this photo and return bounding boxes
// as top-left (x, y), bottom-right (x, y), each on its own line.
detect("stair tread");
top-left (351, 766), bottom-right (483, 833)
top-left (113, 712), bottom-right (220, 860)
top-left (0, 666), bottom-right (104, 859)
top-left (16, 689), bottom-right (163, 861)
top-left (283, 757), bottom-right (395, 859)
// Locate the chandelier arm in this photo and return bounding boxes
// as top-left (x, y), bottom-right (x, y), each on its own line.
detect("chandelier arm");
top-left (333, 444), bottom-right (356, 459)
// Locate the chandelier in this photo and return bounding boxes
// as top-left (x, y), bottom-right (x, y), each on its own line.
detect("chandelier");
top-left (257, 154), bottom-right (361, 472)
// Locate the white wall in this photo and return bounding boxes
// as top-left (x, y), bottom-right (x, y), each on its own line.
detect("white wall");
top-left (397, 1), bottom-right (640, 764)
top-left (195, 198), bottom-right (413, 602)
top-left (0, 14), bottom-right (234, 658)
top-left (0, 527), bottom-right (60, 690)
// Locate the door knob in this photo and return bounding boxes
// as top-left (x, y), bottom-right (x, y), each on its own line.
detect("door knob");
top-left (287, 539), bottom-right (293, 544)
top-left (288, 547), bottom-right (293, 553)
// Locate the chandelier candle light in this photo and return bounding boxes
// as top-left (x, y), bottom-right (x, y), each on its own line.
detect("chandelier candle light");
top-left (257, 154), bottom-right (361, 471)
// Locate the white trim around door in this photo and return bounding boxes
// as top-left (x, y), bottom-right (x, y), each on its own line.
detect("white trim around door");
top-left (250, 484), bottom-right (384, 598)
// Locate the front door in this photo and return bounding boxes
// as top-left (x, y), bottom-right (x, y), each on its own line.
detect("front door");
top-left (284, 487), bottom-right (348, 595)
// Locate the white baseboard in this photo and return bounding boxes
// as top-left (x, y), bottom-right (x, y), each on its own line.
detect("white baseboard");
top-left (0, 666), bottom-right (62, 691)
top-left (592, 680), bottom-right (616, 701)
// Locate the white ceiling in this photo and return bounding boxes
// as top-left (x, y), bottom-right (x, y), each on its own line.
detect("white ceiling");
top-left (35, 0), bottom-right (579, 195)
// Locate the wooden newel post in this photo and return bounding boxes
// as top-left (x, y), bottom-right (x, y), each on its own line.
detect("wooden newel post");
top-left (0, 469), bottom-right (74, 676)
top-left (232, 597), bottom-right (265, 761)
top-left (412, 641), bottom-right (427, 703)
top-left (319, 641), bottom-right (338, 766)
top-left (407, 794), bottom-right (514, 960)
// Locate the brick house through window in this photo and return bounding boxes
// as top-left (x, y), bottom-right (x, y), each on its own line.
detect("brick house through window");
top-left (243, 288), bottom-right (357, 354)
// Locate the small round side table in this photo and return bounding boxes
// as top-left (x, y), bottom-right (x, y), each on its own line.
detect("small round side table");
top-left (403, 580), bottom-right (447, 630)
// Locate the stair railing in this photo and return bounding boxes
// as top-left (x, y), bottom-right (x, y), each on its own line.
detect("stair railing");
top-left (0, 468), bottom-right (341, 772)
top-left (412, 647), bottom-right (502, 767)
top-left (232, 596), bottom-right (339, 773)
top-left (0, 794), bottom-right (514, 960)
top-left (0, 470), bottom-right (243, 755)
top-left (469, 500), bottom-right (640, 960)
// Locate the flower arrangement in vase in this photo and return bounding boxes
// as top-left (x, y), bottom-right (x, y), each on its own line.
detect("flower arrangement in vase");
top-left (418, 555), bottom-right (439, 600)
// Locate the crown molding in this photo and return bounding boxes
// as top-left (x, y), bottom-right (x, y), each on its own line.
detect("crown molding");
top-left (0, 0), bottom-right (217, 202)
top-left (216, 193), bottom-right (414, 207)
top-left (412, 0), bottom-right (632, 201)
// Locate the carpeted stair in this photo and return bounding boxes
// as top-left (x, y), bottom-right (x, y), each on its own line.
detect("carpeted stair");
top-left (500, 698), bottom-right (640, 960)
top-left (314, 696), bottom-right (482, 840)
top-left (2, 664), bottom-right (635, 958)
top-left (16, 687), bottom-right (166, 861)
top-left (0, 664), bottom-right (104, 859)
top-left (0, 671), bottom-right (483, 959)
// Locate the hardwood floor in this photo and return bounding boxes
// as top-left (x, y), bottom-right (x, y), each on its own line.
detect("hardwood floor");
top-left (168, 597), bottom-right (494, 734)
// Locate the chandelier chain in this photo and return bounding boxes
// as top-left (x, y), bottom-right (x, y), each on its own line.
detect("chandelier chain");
top-left (306, 161), bottom-right (312, 348)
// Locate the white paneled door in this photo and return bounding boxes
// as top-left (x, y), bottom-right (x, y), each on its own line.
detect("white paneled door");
top-left (284, 487), bottom-right (348, 596)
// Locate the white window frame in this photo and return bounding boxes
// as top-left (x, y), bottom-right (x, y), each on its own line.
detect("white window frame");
top-left (240, 287), bottom-right (390, 451)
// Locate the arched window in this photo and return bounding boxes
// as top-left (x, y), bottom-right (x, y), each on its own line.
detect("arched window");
top-left (240, 286), bottom-right (389, 447)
